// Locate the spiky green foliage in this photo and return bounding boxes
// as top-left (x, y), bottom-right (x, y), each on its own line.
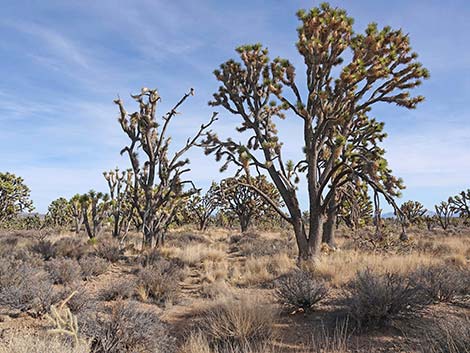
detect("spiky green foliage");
top-left (0, 172), bottom-right (34, 224)
top-left (103, 168), bottom-right (133, 240)
top-left (337, 181), bottom-right (373, 230)
top-left (186, 182), bottom-right (220, 231)
top-left (79, 190), bottom-right (110, 239)
top-left (203, 3), bottom-right (427, 260)
top-left (400, 200), bottom-right (427, 226)
top-left (115, 87), bottom-right (216, 247)
top-left (219, 175), bottom-right (281, 232)
top-left (46, 197), bottom-right (73, 229)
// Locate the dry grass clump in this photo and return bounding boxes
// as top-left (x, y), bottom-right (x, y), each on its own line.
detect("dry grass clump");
top-left (313, 250), bottom-right (440, 287)
top-left (181, 331), bottom-right (276, 353)
top-left (200, 280), bottom-right (234, 299)
top-left (197, 294), bottom-right (276, 351)
top-left (0, 334), bottom-right (90, 353)
top-left (422, 315), bottom-right (470, 353)
top-left (0, 256), bottom-right (57, 315)
top-left (410, 264), bottom-right (469, 303)
top-left (308, 319), bottom-right (351, 353)
top-left (233, 254), bottom-right (295, 287)
top-left (163, 243), bottom-right (225, 266)
top-left (135, 260), bottom-right (181, 305)
top-left (344, 268), bottom-right (428, 330)
top-left (79, 255), bottom-right (109, 279)
top-left (200, 260), bottom-right (230, 284)
top-left (45, 257), bottom-right (82, 285)
top-left (275, 269), bottom-right (328, 312)
top-left (81, 301), bottom-right (174, 353)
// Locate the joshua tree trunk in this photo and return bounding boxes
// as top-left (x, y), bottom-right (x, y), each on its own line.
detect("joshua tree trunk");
top-left (322, 191), bottom-right (337, 248)
top-left (240, 215), bottom-right (251, 233)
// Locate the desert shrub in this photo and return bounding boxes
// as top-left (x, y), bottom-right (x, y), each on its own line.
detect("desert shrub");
top-left (45, 257), bottom-right (82, 285)
top-left (423, 316), bottom-right (470, 353)
top-left (54, 237), bottom-right (89, 260)
top-left (81, 301), bottom-right (174, 353)
top-left (198, 295), bottom-right (276, 350)
top-left (0, 257), bottom-right (57, 315)
top-left (0, 334), bottom-right (90, 353)
top-left (0, 235), bottom-right (19, 255)
top-left (344, 269), bottom-right (427, 329)
top-left (79, 255), bottom-right (109, 279)
top-left (135, 259), bottom-right (181, 305)
top-left (60, 286), bottom-right (96, 315)
top-left (99, 277), bottom-right (136, 301)
top-left (410, 264), bottom-right (468, 303)
top-left (30, 239), bottom-right (56, 260)
top-left (95, 238), bottom-right (121, 263)
top-left (275, 270), bottom-right (328, 312)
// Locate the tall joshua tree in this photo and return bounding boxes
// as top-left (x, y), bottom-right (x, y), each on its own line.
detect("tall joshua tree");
top-left (103, 168), bottom-right (133, 240)
top-left (435, 200), bottom-right (453, 230)
top-left (0, 172), bottom-right (34, 224)
top-left (46, 197), bottom-right (73, 228)
top-left (203, 3), bottom-right (428, 261)
top-left (80, 190), bottom-right (110, 240)
top-left (70, 194), bottom-right (84, 234)
top-left (115, 88), bottom-right (216, 248)
top-left (187, 182), bottom-right (220, 231)
top-left (219, 175), bottom-right (281, 233)
top-left (449, 189), bottom-right (470, 224)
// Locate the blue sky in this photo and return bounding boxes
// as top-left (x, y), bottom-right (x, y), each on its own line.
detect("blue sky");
top-left (1, 0), bottom-right (469, 213)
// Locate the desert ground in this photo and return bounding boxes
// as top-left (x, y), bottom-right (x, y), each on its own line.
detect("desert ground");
top-left (0, 224), bottom-right (468, 353)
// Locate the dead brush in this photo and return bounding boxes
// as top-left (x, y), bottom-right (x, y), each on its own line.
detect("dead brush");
top-left (421, 315), bottom-right (470, 353)
top-left (410, 264), bottom-right (469, 303)
top-left (135, 260), bottom-right (181, 305)
top-left (81, 301), bottom-right (173, 353)
top-left (344, 268), bottom-right (428, 330)
top-left (275, 269), bottom-right (328, 313)
top-left (45, 257), bottom-right (82, 285)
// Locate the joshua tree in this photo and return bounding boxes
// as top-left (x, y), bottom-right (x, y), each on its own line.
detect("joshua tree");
top-left (336, 182), bottom-right (373, 232)
top-left (203, 4), bottom-right (427, 261)
top-left (103, 168), bottom-right (133, 240)
top-left (79, 190), bottom-right (110, 240)
top-left (449, 189), bottom-right (470, 224)
top-left (46, 197), bottom-right (73, 228)
top-left (0, 172), bottom-right (34, 224)
top-left (115, 87), bottom-right (216, 248)
top-left (219, 175), bottom-right (281, 233)
top-left (400, 200), bottom-right (427, 226)
top-left (69, 194), bottom-right (84, 234)
top-left (187, 182), bottom-right (220, 231)
top-left (435, 200), bottom-right (453, 230)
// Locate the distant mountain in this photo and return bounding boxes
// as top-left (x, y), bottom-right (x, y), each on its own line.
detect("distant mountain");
top-left (382, 210), bottom-right (436, 219)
